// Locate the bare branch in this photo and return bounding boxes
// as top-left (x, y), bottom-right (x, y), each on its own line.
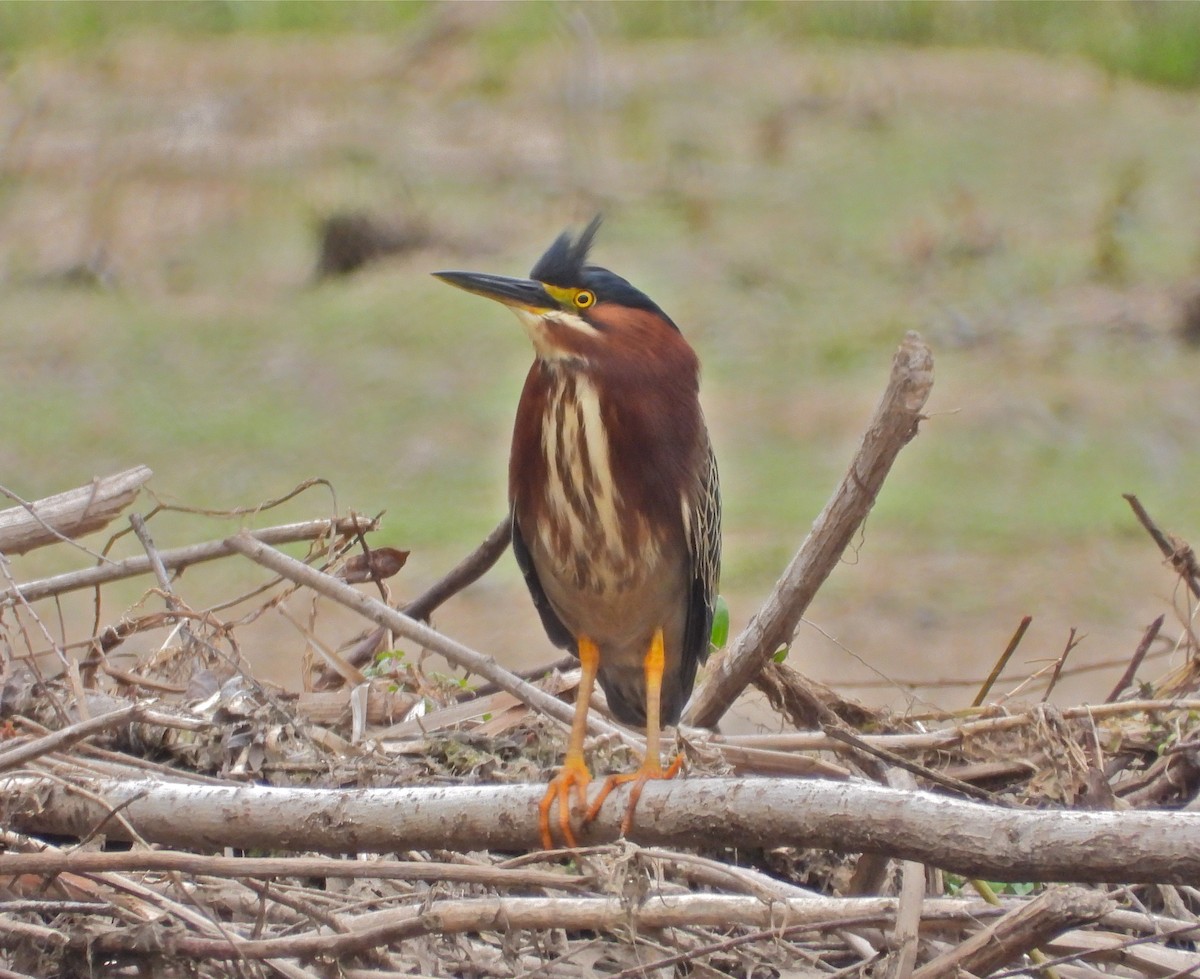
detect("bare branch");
top-left (886, 771), bottom-right (926, 979)
top-left (0, 466), bottom-right (152, 556)
top-left (405, 514), bottom-right (511, 622)
top-left (715, 700), bottom-right (1200, 755)
top-left (685, 332), bottom-right (934, 728)
top-left (323, 515), bottom-right (513, 679)
top-left (822, 727), bottom-right (994, 801)
top-left (0, 516), bottom-right (379, 607)
top-left (973, 615), bottom-right (1032, 706)
top-left (1042, 626), bottom-right (1084, 703)
top-left (224, 532), bottom-right (639, 749)
top-left (1046, 923), bottom-right (1200, 976)
top-left (0, 851), bottom-right (586, 892)
top-left (7, 773), bottom-right (1200, 884)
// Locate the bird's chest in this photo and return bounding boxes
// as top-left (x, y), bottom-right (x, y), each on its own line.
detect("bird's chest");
top-left (514, 373), bottom-right (664, 598)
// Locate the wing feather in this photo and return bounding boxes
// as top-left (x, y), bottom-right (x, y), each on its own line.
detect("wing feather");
top-left (678, 438), bottom-right (721, 704)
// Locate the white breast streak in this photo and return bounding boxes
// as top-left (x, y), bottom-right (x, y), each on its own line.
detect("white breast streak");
top-left (574, 377), bottom-right (625, 547)
top-left (538, 380), bottom-right (593, 562)
top-left (538, 384), bottom-right (564, 556)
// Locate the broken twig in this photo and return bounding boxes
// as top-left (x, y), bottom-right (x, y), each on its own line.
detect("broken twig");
top-left (1106, 615), bottom-right (1165, 703)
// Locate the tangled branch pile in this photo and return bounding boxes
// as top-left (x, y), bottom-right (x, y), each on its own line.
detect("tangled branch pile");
top-left (3, 335), bottom-right (1200, 978)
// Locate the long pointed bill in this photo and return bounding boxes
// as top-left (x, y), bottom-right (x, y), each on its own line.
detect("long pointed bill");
top-left (433, 270), bottom-right (556, 313)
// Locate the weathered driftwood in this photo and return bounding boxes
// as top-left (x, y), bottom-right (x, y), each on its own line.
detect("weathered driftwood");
top-left (6, 773), bottom-right (1200, 884)
top-left (0, 515), bottom-right (379, 607)
top-left (0, 465), bottom-right (152, 556)
top-left (685, 332), bottom-right (935, 728)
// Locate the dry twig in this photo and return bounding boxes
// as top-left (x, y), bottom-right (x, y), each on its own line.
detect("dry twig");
top-left (1125, 494), bottom-right (1200, 600)
top-left (0, 702), bottom-right (146, 773)
top-left (1106, 615), bottom-right (1164, 703)
top-left (323, 515), bottom-right (512, 679)
top-left (0, 850), bottom-right (586, 891)
top-left (18, 892), bottom-right (990, 962)
top-left (974, 615), bottom-right (1032, 706)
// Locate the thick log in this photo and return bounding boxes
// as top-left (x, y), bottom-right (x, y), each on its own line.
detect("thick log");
top-left (4, 773), bottom-right (1199, 884)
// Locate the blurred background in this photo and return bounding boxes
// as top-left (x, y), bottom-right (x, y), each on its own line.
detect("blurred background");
top-left (3, 1), bottom-right (1200, 724)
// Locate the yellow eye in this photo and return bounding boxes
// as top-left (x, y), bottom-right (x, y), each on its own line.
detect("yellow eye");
top-left (574, 290), bottom-right (595, 309)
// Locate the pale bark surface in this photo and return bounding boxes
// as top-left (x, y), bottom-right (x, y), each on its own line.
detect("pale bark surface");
top-left (5, 772), bottom-right (1200, 884)
top-left (0, 465), bottom-right (152, 556)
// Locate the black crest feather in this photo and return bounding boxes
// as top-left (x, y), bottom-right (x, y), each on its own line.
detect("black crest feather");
top-left (529, 215), bottom-right (603, 286)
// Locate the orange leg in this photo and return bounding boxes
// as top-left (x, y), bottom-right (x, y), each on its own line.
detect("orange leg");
top-left (585, 628), bottom-right (682, 836)
top-left (538, 635), bottom-right (599, 849)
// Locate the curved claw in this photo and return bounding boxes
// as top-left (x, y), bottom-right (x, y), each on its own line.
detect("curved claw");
top-left (538, 756), bottom-right (592, 849)
top-left (583, 753), bottom-right (685, 837)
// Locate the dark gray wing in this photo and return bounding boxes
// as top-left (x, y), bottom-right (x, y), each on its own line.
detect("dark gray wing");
top-left (675, 438), bottom-right (721, 714)
top-left (510, 506), bottom-right (578, 656)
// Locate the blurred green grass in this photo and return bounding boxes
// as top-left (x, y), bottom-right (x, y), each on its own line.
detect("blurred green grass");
top-left (5, 1), bottom-right (1200, 89)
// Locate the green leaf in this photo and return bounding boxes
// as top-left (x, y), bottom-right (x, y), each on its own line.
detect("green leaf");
top-left (772, 646), bottom-right (788, 663)
top-left (709, 595), bottom-right (730, 651)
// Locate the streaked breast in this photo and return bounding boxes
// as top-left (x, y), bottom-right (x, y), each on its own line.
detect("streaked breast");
top-left (534, 372), bottom-right (654, 594)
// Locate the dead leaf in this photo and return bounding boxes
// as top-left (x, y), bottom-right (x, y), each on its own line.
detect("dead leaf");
top-left (339, 547), bottom-right (410, 583)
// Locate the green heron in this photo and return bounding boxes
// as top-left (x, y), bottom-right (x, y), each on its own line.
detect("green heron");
top-left (434, 217), bottom-right (720, 848)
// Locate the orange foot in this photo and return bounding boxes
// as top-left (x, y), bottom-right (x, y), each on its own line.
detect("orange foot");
top-left (584, 753), bottom-right (685, 837)
top-left (538, 754), bottom-right (592, 849)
